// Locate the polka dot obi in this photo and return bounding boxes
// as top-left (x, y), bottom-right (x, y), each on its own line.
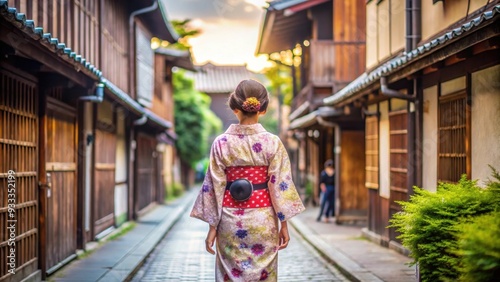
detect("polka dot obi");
top-left (223, 166), bottom-right (272, 208)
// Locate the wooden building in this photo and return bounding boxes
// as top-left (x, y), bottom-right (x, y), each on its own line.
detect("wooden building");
top-left (155, 47), bottom-right (195, 204)
top-left (322, 0), bottom-right (500, 248)
top-left (256, 0), bottom-right (368, 223)
top-left (0, 0), bottom-right (190, 281)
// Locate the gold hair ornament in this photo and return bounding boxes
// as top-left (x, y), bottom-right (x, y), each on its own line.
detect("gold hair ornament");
top-left (242, 97), bottom-right (261, 112)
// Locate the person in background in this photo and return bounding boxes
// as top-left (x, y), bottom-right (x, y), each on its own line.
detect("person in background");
top-left (191, 79), bottom-right (305, 281)
top-left (317, 159), bottom-right (335, 223)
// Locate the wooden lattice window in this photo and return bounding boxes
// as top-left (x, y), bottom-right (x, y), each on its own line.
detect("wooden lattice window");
top-left (438, 91), bottom-right (469, 182)
top-left (389, 110), bottom-right (408, 195)
top-left (0, 68), bottom-right (39, 281)
top-left (365, 116), bottom-right (379, 189)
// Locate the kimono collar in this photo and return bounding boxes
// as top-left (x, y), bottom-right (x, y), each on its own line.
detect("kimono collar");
top-left (225, 123), bottom-right (267, 135)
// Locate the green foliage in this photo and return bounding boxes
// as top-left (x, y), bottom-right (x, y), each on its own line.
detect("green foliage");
top-left (106, 222), bottom-right (136, 241)
top-left (263, 63), bottom-right (293, 105)
top-left (169, 19), bottom-right (200, 50)
top-left (390, 172), bottom-right (500, 282)
top-left (305, 180), bottom-right (313, 198)
top-left (259, 104), bottom-right (278, 134)
top-left (173, 71), bottom-right (222, 168)
top-left (456, 211), bottom-right (500, 281)
top-left (166, 182), bottom-right (185, 202)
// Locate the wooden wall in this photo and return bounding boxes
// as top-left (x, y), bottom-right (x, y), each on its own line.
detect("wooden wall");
top-left (309, 40), bottom-right (335, 87)
top-left (10, 0), bottom-right (100, 67)
top-left (333, 0), bottom-right (366, 87)
top-left (152, 56), bottom-right (173, 121)
top-left (10, 0), bottom-right (130, 92)
top-left (101, 0), bottom-right (129, 92)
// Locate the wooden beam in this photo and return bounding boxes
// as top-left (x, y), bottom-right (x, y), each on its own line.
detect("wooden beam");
top-left (422, 48), bottom-right (500, 88)
top-left (472, 36), bottom-right (500, 55)
top-left (353, 99), bottom-right (364, 108)
top-left (46, 162), bottom-right (77, 172)
top-left (422, 62), bottom-right (441, 74)
top-left (444, 54), bottom-right (466, 66)
top-left (95, 163), bottom-right (116, 170)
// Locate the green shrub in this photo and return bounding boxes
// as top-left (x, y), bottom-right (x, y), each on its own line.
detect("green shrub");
top-left (165, 182), bottom-right (185, 201)
top-left (305, 180), bottom-right (313, 198)
top-left (390, 172), bottom-right (500, 282)
top-left (456, 211), bottom-right (500, 281)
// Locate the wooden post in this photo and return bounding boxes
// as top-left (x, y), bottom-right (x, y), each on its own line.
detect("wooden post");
top-left (38, 81), bottom-right (47, 279)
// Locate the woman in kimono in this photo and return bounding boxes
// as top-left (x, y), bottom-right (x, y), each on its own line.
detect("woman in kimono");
top-left (191, 79), bottom-right (305, 281)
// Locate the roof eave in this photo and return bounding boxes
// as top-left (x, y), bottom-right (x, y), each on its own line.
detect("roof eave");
top-left (139, 1), bottom-right (179, 43)
top-left (256, 4), bottom-right (312, 54)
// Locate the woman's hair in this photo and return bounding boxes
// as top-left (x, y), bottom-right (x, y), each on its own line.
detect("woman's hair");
top-left (324, 159), bottom-right (334, 168)
top-left (228, 79), bottom-right (269, 115)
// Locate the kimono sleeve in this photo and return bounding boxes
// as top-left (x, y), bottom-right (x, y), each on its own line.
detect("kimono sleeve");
top-left (267, 136), bottom-right (305, 222)
top-left (190, 139), bottom-right (227, 227)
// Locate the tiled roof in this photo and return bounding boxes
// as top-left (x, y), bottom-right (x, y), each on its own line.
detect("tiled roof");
top-left (0, 0), bottom-right (102, 78)
top-left (289, 106), bottom-right (342, 129)
top-left (190, 63), bottom-right (255, 93)
top-left (103, 78), bottom-right (172, 129)
top-left (323, 4), bottom-right (500, 106)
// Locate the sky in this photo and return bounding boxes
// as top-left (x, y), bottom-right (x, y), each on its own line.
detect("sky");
top-left (162, 0), bottom-right (272, 72)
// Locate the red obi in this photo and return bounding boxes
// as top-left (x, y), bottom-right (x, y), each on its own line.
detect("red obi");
top-left (223, 166), bottom-right (272, 208)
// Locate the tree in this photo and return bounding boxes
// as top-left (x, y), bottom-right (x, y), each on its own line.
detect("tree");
top-left (263, 62), bottom-right (293, 105)
top-left (152, 19), bottom-right (201, 51)
top-left (173, 70), bottom-right (222, 168)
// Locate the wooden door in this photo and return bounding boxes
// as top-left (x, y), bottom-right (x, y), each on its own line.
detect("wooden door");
top-left (136, 134), bottom-right (156, 214)
top-left (44, 96), bottom-right (78, 274)
top-left (0, 66), bottom-right (39, 282)
top-left (93, 129), bottom-right (116, 237)
top-left (338, 131), bottom-right (367, 222)
top-left (389, 110), bottom-right (409, 241)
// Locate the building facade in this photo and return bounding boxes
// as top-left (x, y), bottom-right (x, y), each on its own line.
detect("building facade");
top-left (0, 0), bottom-right (190, 280)
top-left (322, 0), bottom-right (500, 246)
top-left (258, 0), bottom-right (500, 249)
top-left (257, 0), bottom-right (368, 223)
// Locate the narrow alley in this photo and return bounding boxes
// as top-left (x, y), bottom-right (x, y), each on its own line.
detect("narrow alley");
top-left (50, 188), bottom-right (414, 282)
top-left (131, 196), bottom-right (349, 282)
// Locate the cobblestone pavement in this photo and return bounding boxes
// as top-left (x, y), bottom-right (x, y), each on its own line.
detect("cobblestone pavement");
top-left (132, 208), bottom-right (349, 282)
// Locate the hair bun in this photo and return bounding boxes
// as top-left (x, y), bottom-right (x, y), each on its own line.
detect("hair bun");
top-left (242, 97), bottom-right (261, 112)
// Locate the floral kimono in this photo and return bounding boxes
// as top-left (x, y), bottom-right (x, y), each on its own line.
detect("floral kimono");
top-left (191, 123), bottom-right (305, 282)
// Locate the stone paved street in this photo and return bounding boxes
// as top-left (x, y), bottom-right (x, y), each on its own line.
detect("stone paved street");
top-left (132, 204), bottom-right (349, 282)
